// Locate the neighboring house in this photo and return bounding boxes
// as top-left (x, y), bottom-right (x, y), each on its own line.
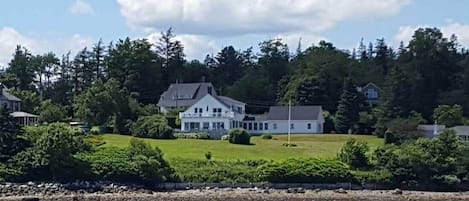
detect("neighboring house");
top-left (418, 124), bottom-right (446, 138)
top-left (357, 83), bottom-right (381, 106)
top-left (449, 126), bottom-right (469, 141)
top-left (179, 93), bottom-right (246, 132)
top-left (158, 82), bottom-right (216, 113)
top-left (0, 84), bottom-right (39, 126)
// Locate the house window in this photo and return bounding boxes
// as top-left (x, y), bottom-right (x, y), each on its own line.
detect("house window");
top-left (212, 122), bottom-right (217, 130)
top-left (213, 108), bottom-right (217, 113)
top-left (307, 123), bottom-right (311, 130)
top-left (273, 123), bottom-right (277, 130)
top-left (184, 123), bottom-right (190, 130)
top-left (248, 123), bottom-right (252, 130)
top-left (290, 123), bottom-right (294, 129)
top-left (203, 122), bottom-right (209, 130)
top-left (194, 108), bottom-right (198, 113)
top-left (206, 106), bottom-right (209, 111)
top-left (220, 122), bottom-right (224, 129)
top-left (260, 123), bottom-right (263, 130)
top-left (237, 107), bottom-right (242, 113)
top-left (199, 108), bottom-right (203, 113)
top-left (265, 123), bottom-right (268, 130)
top-left (243, 123), bottom-right (247, 129)
top-left (217, 108), bottom-right (222, 113)
top-left (254, 123), bottom-right (258, 130)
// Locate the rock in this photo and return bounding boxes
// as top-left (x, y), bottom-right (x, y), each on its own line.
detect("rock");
top-left (205, 186), bottom-right (211, 190)
top-left (314, 188), bottom-right (321, 193)
top-left (27, 181), bottom-right (35, 186)
top-left (334, 188), bottom-right (347, 194)
top-left (263, 189), bottom-right (270, 194)
top-left (287, 188), bottom-right (295, 193)
top-left (392, 188), bottom-right (403, 195)
top-left (296, 188), bottom-right (305, 193)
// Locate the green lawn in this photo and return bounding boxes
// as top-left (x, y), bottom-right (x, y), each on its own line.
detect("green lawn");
top-left (101, 134), bottom-right (383, 161)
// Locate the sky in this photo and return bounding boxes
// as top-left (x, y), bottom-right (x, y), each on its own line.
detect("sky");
top-left (1, 0), bottom-right (469, 67)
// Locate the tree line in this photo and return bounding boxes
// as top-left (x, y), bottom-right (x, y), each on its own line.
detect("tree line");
top-left (1, 27), bottom-right (469, 136)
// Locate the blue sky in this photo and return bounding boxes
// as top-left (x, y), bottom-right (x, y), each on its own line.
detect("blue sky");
top-left (1, 0), bottom-right (469, 66)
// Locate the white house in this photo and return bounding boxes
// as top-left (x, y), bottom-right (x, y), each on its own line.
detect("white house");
top-left (179, 94), bottom-right (246, 132)
top-left (243, 106), bottom-right (324, 134)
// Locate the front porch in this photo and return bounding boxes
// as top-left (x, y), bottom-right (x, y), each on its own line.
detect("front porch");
top-left (10, 111), bottom-right (39, 126)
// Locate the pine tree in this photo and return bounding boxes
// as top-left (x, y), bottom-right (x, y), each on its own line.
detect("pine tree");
top-left (335, 78), bottom-right (361, 133)
top-left (381, 66), bottom-right (414, 118)
top-left (0, 109), bottom-right (26, 162)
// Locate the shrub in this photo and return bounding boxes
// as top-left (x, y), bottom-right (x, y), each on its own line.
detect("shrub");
top-left (171, 158), bottom-right (268, 183)
top-left (261, 134), bottom-right (272, 139)
top-left (75, 139), bottom-right (174, 183)
top-left (205, 151), bottom-right (212, 160)
top-left (352, 170), bottom-right (392, 184)
top-left (228, 129), bottom-right (250, 145)
top-left (221, 135), bottom-right (229, 141)
top-left (258, 158), bottom-right (352, 183)
top-left (337, 138), bottom-right (370, 169)
top-left (174, 133), bottom-right (210, 139)
top-left (131, 115), bottom-right (174, 139)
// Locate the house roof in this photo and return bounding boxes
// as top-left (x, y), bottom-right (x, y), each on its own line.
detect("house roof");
top-left (418, 124), bottom-right (446, 131)
top-left (267, 106), bottom-right (322, 120)
top-left (10, 111), bottom-right (39, 118)
top-left (1, 87), bottom-right (21, 102)
top-left (158, 82), bottom-right (216, 108)
top-left (215, 96), bottom-right (245, 106)
top-left (450, 126), bottom-right (469, 135)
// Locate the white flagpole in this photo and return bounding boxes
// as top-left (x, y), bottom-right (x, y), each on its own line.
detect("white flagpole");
top-left (288, 99), bottom-right (291, 145)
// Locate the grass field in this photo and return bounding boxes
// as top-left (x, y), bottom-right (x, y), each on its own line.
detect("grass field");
top-left (101, 134), bottom-right (383, 161)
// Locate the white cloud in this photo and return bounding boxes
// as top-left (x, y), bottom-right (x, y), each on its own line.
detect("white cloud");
top-left (0, 27), bottom-right (41, 67)
top-left (117, 0), bottom-right (410, 36)
top-left (395, 22), bottom-right (469, 47)
top-left (0, 27), bottom-right (94, 67)
top-left (441, 23), bottom-right (469, 47)
top-left (69, 0), bottom-right (95, 15)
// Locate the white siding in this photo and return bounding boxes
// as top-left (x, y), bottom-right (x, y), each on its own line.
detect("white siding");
top-left (267, 120), bottom-right (322, 134)
top-left (179, 94), bottom-right (245, 132)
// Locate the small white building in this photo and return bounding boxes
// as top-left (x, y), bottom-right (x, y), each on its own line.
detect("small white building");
top-left (1, 84), bottom-right (39, 126)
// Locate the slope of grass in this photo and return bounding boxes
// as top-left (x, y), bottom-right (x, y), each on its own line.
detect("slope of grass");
top-left (101, 134), bottom-right (383, 161)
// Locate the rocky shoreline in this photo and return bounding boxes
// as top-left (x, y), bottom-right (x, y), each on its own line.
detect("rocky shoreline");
top-left (0, 182), bottom-right (469, 201)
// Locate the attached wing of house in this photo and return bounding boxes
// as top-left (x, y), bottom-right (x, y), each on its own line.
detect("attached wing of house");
top-left (1, 85), bottom-right (39, 126)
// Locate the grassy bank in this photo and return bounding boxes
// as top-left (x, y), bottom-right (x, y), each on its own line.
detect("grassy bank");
top-left (101, 134), bottom-right (383, 161)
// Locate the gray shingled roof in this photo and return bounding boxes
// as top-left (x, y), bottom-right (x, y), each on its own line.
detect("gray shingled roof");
top-left (267, 106), bottom-right (322, 120)
top-left (450, 126), bottom-right (469, 136)
top-left (1, 87), bottom-right (21, 102)
top-left (157, 82), bottom-right (216, 108)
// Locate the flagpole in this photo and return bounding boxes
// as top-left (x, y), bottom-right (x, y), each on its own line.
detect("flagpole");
top-left (288, 99), bottom-right (291, 145)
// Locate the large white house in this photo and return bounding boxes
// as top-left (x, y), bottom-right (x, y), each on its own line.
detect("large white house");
top-left (172, 82), bottom-right (325, 136)
top-left (179, 93), bottom-right (246, 132)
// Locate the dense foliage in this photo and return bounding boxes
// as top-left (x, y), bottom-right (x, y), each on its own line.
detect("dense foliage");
top-left (130, 115), bottom-right (174, 139)
top-left (75, 139), bottom-right (174, 183)
top-left (337, 138), bottom-right (370, 169)
top-left (228, 129), bottom-right (251, 145)
top-left (258, 158), bottom-right (352, 183)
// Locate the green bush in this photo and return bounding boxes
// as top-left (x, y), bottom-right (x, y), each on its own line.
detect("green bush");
top-left (174, 133), bottom-right (210, 139)
top-left (171, 158), bottom-right (268, 183)
top-left (131, 115), bottom-right (174, 139)
top-left (258, 158), bottom-right (352, 183)
top-left (228, 129), bottom-right (251, 145)
top-left (75, 139), bottom-right (174, 183)
top-left (337, 138), bottom-right (370, 169)
top-left (261, 134), bottom-right (272, 139)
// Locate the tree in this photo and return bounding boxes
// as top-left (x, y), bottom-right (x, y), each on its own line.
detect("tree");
top-left (30, 123), bottom-right (90, 180)
top-left (337, 138), bottom-right (369, 169)
top-left (0, 109), bottom-right (27, 163)
top-left (130, 115), bottom-right (174, 139)
top-left (433, 105), bottom-right (463, 127)
top-left (156, 28), bottom-right (185, 85)
top-left (6, 45), bottom-right (35, 91)
top-left (213, 46), bottom-right (245, 93)
top-left (381, 66), bottom-right (413, 118)
top-left (37, 100), bottom-right (66, 123)
top-left (335, 78), bottom-right (362, 133)
top-left (258, 39), bottom-right (290, 84)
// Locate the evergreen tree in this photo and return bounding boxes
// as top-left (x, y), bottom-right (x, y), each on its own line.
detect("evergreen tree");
top-left (214, 46), bottom-right (244, 93)
top-left (155, 28), bottom-right (185, 85)
top-left (0, 109), bottom-right (26, 163)
top-left (381, 66), bottom-right (413, 118)
top-left (335, 78), bottom-right (361, 133)
top-left (6, 45), bottom-right (35, 91)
